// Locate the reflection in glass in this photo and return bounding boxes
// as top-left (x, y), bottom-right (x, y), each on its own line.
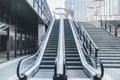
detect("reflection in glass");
top-left (0, 28), bottom-right (8, 63)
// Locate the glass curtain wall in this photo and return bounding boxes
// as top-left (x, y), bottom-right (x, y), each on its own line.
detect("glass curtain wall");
top-left (0, 9), bottom-right (37, 63)
top-left (26, 0), bottom-right (52, 25)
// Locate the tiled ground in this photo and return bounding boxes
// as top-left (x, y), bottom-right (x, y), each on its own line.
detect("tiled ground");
top-left (102, 68), bottom-right (120, 80)
top-left (0, 55), bottom-right (120, 80)
top-left (0, 51), bottom-right (21, 63)
top-left (0, 55), bottom-right (29, 80)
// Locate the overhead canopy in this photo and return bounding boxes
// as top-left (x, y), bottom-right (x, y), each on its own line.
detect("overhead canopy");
top-left (0, 0), bottom-right (44, 25)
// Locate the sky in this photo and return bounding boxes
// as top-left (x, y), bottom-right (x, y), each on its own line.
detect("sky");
top-left (46, 0), bottom-right (65, 15)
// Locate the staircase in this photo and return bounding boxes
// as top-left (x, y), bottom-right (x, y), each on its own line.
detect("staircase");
top-left (78, 22), bottom-right (120, 68)
top-left (32, 20), bottom-right (60, 79)
top-left (64, 19), bottom-right (88, 78)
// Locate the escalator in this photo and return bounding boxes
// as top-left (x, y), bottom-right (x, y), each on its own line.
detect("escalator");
top-left (32, 20), bottom-right (60, 79)
top-left (17, 19), bottom-right (60, 80)
top-left (64, 19), bottom-right (88, 79)
top-left (17, 19), bottom-right (104, 80)
top-left (39, 20), bottom-right (59, 70)
top-left (63, 19), bottom-right (104, 80)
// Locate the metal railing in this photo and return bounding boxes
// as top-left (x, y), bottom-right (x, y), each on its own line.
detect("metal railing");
top-left (54, 19), bottom-right (66, 80)
top-left (73, 22), bottom-right (98, 58)
top-left (70, 20), bottom-right (104, 80)
top-left (82, 44), bottom-right (104, 78)
top-left (17, 18), bottom-right (55, 80)
top-left (100, 20), bottom-right (120, 37)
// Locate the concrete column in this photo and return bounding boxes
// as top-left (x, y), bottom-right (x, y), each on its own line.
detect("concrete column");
top-left (24, 34), bottom-right (27, 55)
top-left (7, 28), bottom-right (10, 60)
top-left (38, 24), bottom-right (45, 45)
top-left (14, 28), bottom-right (17, 57)
top-left (28, 34), bottom-right (30, 54)
top-left (20, 33), bottom-right (22, 56)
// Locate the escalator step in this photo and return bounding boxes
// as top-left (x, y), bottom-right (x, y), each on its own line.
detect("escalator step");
top-left (41, 61), bottom-right (55, 65)
top-left (39, 65), bottom-right (54, 69)
top-left (39, 20), bottom-right (60, 70)
top-left (42, 57), bottom-right (56, 60)
top-left (66, 61), bottom-right (81, 66)
top-left (67, 66), bottom-right (82, 70)
top-left (44, 50), bottom-right (57, 52)
top-left (43, 54), bottom-right (56, 57)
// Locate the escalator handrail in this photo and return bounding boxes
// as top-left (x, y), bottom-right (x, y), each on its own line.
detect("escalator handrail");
top-left (74, 20), bottom-right (104, 78)
top-left (63, 19), bottom-right (66, 77)
top-left (54, 19), bottom-right (60, 76)
top-left (17, 18), bottom-right (55, 79)
top-left (94, 58), bottom-right (104, 78)
top-left (83, 47), bottom-right (104, 78)
top-left (17, 43), bottom-right (41, 78)
top-left (74, 21), bottom-right (98, 57)
top-left (24, 18), bottom-right (55, 78)
top-left (69, 19), bottom-right (104, 79)
top-left (63, 57), bottom-right (66, 76)
top-left (17, 31), bottom-right (45, 79)
top-left (54, 58), bottom-right (57, 76)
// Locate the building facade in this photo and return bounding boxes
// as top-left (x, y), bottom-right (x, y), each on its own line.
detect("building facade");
top-left (64, 0), bottom-right (89, 22)
top-left (27, 0), bottom-right (52, 25)
top-left (0, 0), bottom-right (52, 63)
top-left (65, 0), bottom-right (120, 22)
top-left (88, 0), bottom-right (120, 21)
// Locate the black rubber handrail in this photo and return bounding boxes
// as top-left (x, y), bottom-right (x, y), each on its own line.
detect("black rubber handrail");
top-left (72, 21), bottom-right (104, 79)
top-left (83, 48), bottom-right (104, 78)
top-left (17, 58), bottom-right (25, 78)
top-left (80, 24), bottom-right (98, 49)
top-left (17, 32), bottom-right (46, 79)
top-left (73, 21), bottom-right (99, 58)
top-left (17, 18), bottom-right (54, 79)
top-left (63, 57), bottom-right (66, 76)
top-left (17, 44), bottom-right (41, 79)
top-left (54, 58), bottom-right (57, 76)
top-left (17, 37), bottom-right (46, 79)
top-left (17, 55), bottom-right (33, 78)
top-left (54, 58), bottom-right (57, 77)
top-left (17, 38), bottom-right (46, 79)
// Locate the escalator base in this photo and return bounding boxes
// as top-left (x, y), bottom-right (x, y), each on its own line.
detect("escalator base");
top-left (53, 74), bottom-right (67, 80)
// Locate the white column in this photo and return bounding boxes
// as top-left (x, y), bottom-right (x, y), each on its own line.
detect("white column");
top-left (38, 24), bottom-right (45, 44)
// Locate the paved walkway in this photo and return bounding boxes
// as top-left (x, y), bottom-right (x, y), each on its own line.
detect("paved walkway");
top-left (0, 51), bottom-right (21, 63)
top-left (30, 78), bottom-right (91, 80)
top-left (103, 68), bottom-right (120, 80)
top-left (0, 55), bottom-right (29, 80)
top-left (0, 55), bottom-right (120, 80)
